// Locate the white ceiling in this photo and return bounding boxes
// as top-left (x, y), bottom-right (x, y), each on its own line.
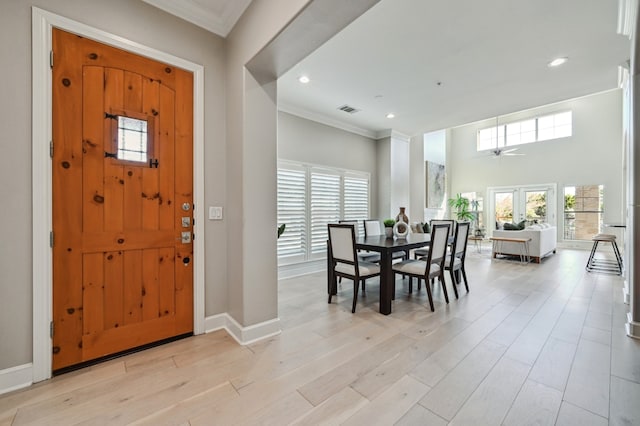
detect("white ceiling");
top-left (141, 0), bottom-right (251, 37)
top-left (278, 0), bottom-right (631, 138)
top-left (143, 0), bottom-right (630, 139)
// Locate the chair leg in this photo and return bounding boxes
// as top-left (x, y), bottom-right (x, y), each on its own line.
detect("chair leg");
top-left (586, 241), bottom-right (599, 270)
top-left (408, 277), bottom-right (413, 294)
top-left (352, 279), bottom-right (360, 313)
top-left (328, 274), bottom-right (337, 304)
top-left (425, 278), bottom-right (435, 312)
top-left (361, 280), bottom-right (366, 292)
top-left (461, 266), bottom-right (469, 292)
top-left (449, 269), bottom-right (459, 299)
top-left (440, 274), bottom-right (449, 304)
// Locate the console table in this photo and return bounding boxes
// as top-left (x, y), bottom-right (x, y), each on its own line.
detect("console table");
top-left (490, 236), bottom-right (531, 263)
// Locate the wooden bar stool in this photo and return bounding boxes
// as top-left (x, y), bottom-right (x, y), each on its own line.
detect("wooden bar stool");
top-left (586, 233), bottom-right (623, 275)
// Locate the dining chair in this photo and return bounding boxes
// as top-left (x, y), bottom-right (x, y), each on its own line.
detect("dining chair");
top-left (340, 220), bottom-right (381, 263)
top-left (328, 223), bottom-right (381, 313)
top-left (413, 219), bottom-right (456, 259)
top-left (392, 223), bottom-right (450, 311)
top-left (445, 221), bottom-right (470, 299)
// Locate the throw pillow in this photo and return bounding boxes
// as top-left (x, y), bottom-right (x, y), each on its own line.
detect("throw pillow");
top-left (517, 220), bottom-right (526, 230)
top-left (422, 222), bottom-right (430, 233)
top-left (503, 222), bottom-right (519, 230)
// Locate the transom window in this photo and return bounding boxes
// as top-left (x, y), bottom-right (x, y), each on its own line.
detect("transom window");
top-left (477, 111), bottom-right (572, 151)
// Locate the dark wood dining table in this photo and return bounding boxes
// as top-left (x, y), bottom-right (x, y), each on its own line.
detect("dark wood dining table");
top-left (327, 233), bottom-right (432, 315)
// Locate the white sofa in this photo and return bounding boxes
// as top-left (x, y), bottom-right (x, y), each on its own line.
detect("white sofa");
top-left (491, 224), bottom-right (557, 263)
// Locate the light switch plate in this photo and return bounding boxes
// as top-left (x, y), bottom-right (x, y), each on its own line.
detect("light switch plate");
top-left (209, 206), bottom-right (223, 220)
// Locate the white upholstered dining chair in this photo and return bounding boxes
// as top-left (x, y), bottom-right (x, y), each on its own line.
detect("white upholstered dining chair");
top-left (328, 223), bottom-right (381, 313)
top-left (391, 223), bottom-right (450, 311)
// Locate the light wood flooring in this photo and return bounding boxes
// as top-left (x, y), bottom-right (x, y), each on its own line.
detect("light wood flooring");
top-left (2, 248), bottom-right (640, 425)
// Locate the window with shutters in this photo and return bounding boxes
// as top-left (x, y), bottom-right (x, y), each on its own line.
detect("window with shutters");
top-left (277, 161), bottom-right (369, 264)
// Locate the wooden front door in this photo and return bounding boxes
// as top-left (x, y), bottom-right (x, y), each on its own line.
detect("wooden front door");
top-left (51, 28), bottom-right (194, 371)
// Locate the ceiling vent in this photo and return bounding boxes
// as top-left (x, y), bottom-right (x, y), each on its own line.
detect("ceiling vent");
top-left (337, 104), bottom-right (360, 114)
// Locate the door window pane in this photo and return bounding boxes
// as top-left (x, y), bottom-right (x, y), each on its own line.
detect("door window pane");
top-left (524, 191), bottom-right (547, 223)
top-left (117, 116), bottom-right (148, 162)
top-left (494, 192), bottom-right (513, 227)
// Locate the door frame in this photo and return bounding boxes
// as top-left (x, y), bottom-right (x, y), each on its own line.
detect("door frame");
top-left (32, 7), bottom-right (205, 382)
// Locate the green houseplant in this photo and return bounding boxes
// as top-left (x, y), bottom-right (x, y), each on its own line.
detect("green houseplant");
top-left (383, 218), bottom-right (395, 238)
top-left (448, 193), bottom-right (475, 221)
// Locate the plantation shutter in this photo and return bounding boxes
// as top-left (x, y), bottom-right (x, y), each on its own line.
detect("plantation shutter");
top-left (343, 174), bottom-right (369, 237)
top-left (310, 169), bottom-right (341, 257)
top-left (277, 166), bottom-right (307, 264)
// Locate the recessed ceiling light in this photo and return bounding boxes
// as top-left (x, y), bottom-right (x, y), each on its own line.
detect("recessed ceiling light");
top-left (386, 113), bottom-right (395, 119)
top-left (298, 75), bottom-right (310, 84)
top-left (548, 57), bottom-right (568, 67)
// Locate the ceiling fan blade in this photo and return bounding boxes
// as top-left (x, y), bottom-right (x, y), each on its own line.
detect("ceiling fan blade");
top-left (502, 148), bottom-right (519, 153)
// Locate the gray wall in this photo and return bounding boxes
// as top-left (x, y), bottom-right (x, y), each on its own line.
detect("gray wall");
top-left (0, 0), bottom-right (226, 370)
top-left (278, 111), bottom-right (379, 218)
top-left (447, 89), bottom-right (624, 229)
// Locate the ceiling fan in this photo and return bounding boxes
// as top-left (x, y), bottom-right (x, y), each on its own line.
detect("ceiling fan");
top-left (487, 116), bottom-right (524, 158)
top-left (490, 146), bottom-right (523, 157)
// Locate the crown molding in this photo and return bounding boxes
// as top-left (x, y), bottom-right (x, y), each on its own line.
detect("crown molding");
top-left (375, 129), bottom-right (411, 141)
top-left (278, 102), bottom-right (379, 139)
top-left (141, 0), bottom-right (251, 37)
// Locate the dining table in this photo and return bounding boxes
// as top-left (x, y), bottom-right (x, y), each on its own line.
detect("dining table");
top-left (327, 233), bottom-right (432, 315)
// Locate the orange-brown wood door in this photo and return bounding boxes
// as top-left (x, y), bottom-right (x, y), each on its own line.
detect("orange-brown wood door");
top-left (51, 29), bottom-right (194, 371)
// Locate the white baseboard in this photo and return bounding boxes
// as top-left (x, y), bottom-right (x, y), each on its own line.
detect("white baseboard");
top-left (0, 363), bottom-right (33, 396)
top-left (205, 313), bottom-right (281, 345)
top-left (626, 312), bottom-right (640, 339)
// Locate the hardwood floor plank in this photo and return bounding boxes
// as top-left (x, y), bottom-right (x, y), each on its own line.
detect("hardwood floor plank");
top-left (290, 386), bottom-right (368, 425)
top-left (580, 325), bottom-right (611, 346)
top-left (448, 357), bottom-right (530, 425)
top-left (297, 333), bottom-right (416, 406)
top-left (555, 401), bottom-right (608, 426)
top-left (342, 375), bottom-right (430, 426)
top-left (350, 317), bottom-right (471, 400)
top-left (527, 337), bottom-right (577, 391)
top-left (128, 382), bottom-right (238, 425)
top-left (609, 376), bottom-right (640, 426)
top-left (419, 339), bottom-right (506, 420)
top-left (394, 404), bottom-right (448, 426)
top-left (563, 338), bottom-right (611, 418)
top-left (410, 302), bottom-right (515, 387)
top-left (485, 311), bottom-right (532, 347)
top-left (502, 380), bottom-right (562, 426)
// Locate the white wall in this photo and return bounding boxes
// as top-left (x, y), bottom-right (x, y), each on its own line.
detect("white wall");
top-left (390, 135), bottom-right (411, 220)
top-left (448, 89), bottom-right (624, 234)
top-left (278, 112), bottom-right (378, 217)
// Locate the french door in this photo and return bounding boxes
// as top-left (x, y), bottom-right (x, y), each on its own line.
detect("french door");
top-left (488, 184), bottom-right (556, 233)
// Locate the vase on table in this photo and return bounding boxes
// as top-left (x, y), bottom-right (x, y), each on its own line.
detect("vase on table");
top-left (394, 207), bottom-right (409, 239)
top-left (396, 207), bottom-right (409, 224)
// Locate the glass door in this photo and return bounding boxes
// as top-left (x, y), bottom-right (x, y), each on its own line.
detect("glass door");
top-left (522, 190), bottom-right (547, 223)
top-left (494, 191), bottom-right (515, 227)
top-left (488, 184), bottom-right (556, 234)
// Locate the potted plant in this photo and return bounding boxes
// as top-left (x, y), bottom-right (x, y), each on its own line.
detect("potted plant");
top-left (277, 223), bottom-right (286, 239)
top-left (448, 193), bottom-right (475, 221)
top-left (383, 219), bottom-right (395, 238)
